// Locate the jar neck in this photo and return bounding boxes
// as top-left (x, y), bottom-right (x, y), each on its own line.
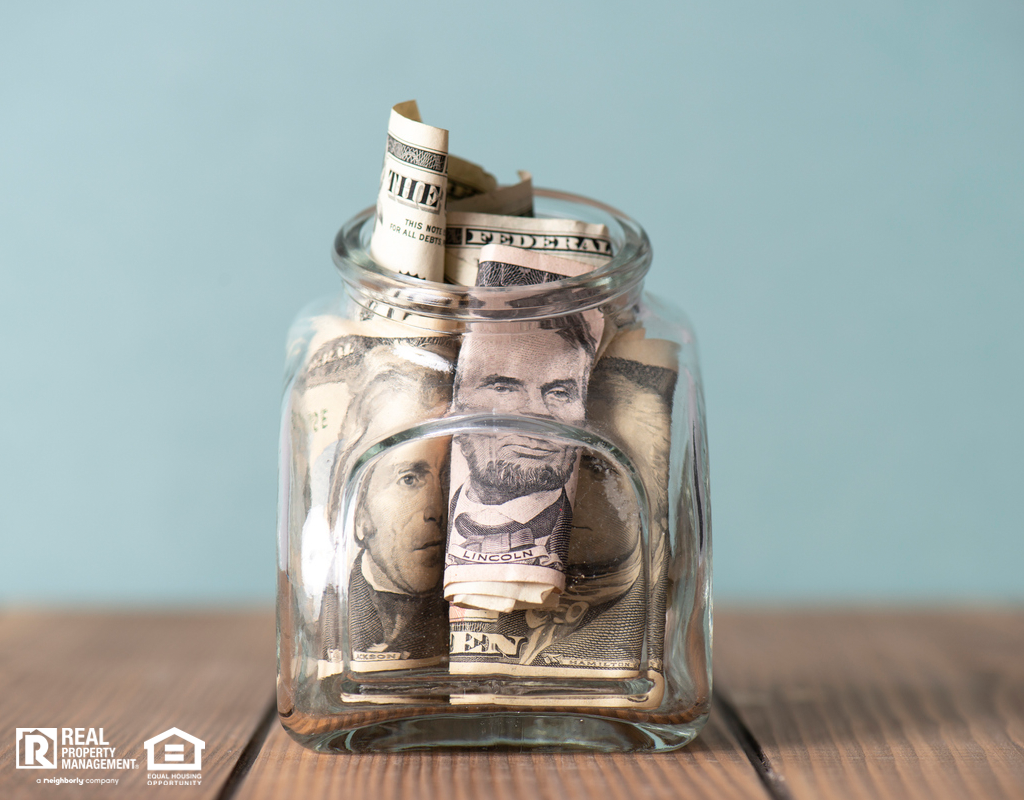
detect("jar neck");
top-left (332, 188), bottom-right (652, 323)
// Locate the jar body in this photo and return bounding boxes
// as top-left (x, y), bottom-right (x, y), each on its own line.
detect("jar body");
top-left (276, 192), bottom-right (712, 752)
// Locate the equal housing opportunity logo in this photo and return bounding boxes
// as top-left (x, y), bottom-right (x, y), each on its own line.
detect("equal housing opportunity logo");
top-left (144, 727), bottom-right (205, 787)
top-left (145, 727), bottom-right (205, 771)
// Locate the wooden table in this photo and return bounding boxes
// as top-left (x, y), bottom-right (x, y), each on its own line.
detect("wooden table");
top-left (1, 609), bottom-right (1021, 799)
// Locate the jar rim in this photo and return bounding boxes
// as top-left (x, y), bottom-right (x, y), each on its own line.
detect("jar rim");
top-left (332, 188), bottom-right (652, 321)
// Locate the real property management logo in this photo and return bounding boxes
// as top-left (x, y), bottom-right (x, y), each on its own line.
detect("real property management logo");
top-left (15, 727), bottom-right (136, 770)
top-left (16, 729), bottom-right (58, 769)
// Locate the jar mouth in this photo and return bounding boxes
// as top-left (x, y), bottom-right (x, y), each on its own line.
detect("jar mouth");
top-left (332, 188), bottom-right (652, 321)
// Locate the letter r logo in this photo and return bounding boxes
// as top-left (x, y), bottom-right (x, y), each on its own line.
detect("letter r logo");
top-left (16, 728), bottom-right (57, 768)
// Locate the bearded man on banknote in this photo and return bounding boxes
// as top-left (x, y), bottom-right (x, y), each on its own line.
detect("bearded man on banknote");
top-left (445, 314), bottom-right (598, 606)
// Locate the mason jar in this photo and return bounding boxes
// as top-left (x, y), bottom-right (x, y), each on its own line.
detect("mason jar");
top-left (276, 189), bottom-right (712, 752)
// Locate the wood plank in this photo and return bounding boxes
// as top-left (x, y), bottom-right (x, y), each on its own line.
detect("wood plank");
top-left (233, 703), bottom-right (769, 800)
top-left (0, 610), bottom-right (275, 800)
top-left (714, 609), bottom-right (1024, 800)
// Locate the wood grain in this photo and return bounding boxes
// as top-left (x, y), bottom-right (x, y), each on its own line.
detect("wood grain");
top-left (714, 609), bottom-right (1024, 800)
top-left (0, 610), bottom-right (275, 800)
top-left (5, 609), bottom-right (1020, 799)
top-left (233, 706), bottom-right (769, 800)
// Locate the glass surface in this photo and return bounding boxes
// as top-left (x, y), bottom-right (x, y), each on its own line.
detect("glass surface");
top-left (277, 190), bottom-right (712, 752)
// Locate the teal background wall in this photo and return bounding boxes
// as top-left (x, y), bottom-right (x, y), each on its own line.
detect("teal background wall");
top-left (2, 2), bottom-right (1021, 605)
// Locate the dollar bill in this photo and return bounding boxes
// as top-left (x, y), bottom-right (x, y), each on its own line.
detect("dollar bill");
top-left (368, 101), bottom-right (451, 282)
top-left (286, 314), bottom-right (372, 630)
top-left (448, 330), bottom-right (679, 708)
top-left (448, 170), bottom-right (533, 218)
top-left (379, 101), bottom-right (499, 202)
top-left (443, 245), bottom-right (605, 613)
top-left (368, 100), bottom-right (499, 283)
top-left (444, 211), bottom-right (613, 286)
top-left (318, 435), bottom-right (452, 677)
top-left (287, 318), bottom-right (457, 678)
top-left (447, 152), bottom-right (497, 201)
top-left (582, 331), bottom-right (679, 707)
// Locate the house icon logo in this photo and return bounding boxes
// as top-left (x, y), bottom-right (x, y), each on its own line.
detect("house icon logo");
top-left (143, 727), bottom-right (205, 771)
top-left (15, 728), bottom-right (57, 769)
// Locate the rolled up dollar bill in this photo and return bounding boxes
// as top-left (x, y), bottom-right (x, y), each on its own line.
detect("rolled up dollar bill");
top-left (296, 319), bottom-right (456, 678)
top-left (443, 245), bottom-right (604, 613)
top-left (448, 170), bottom-right (533, 218)
top-left (444, 210), bottom-right (613, 286)
top-left (583, 331), bottom-right (679, 707)
top-left (447, 152), bottom-right (497, 201)
top-left (368, 101), bottom-right (451, 282)
top-left (449, 330), bottom-right (679, 708)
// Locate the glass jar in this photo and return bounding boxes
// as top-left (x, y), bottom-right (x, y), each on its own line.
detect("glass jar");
top-left (276, 189), bottom-right (712, 752)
